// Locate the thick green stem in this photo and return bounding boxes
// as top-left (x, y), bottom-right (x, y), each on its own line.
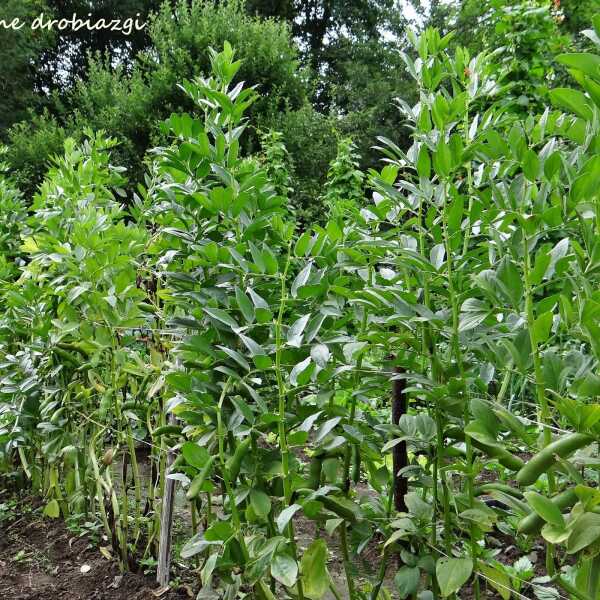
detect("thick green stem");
top-left (523, 233), bottom-right (555, 574)
top-left (126, 429), bottom-right (142, 548)
top-left (216, 378), bottom-right (247, 557)
top-left (442, 178), bottom-right (479, 597)
top-left (274, 245), bottom-right (305, 600)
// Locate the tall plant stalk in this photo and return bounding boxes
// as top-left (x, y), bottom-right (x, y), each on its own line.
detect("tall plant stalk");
top-left (274, 245), bottom-right (305, 600)
top-left (522, 232), bottom-right (555, 575)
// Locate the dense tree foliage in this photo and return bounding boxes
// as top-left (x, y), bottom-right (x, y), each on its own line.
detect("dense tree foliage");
top-left (6, 0), bottom-right (593, 219)
top-left (1, 0), bottom-right (597, 214)
top-left (1, 0), bottom-right (414, 213)
top-left (4, 0), bottom-right (305, 195)
top-left (0, 0), bottom-right (54, 132)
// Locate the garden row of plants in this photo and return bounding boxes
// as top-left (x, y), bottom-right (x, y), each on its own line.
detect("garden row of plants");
top-left (2, 17), bottom-right (600, 600)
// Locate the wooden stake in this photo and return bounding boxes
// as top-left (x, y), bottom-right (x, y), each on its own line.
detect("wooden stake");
top-left (157, 418), bottom-right (176, 587)
top-left (392, 365), bottom-right (408, 513)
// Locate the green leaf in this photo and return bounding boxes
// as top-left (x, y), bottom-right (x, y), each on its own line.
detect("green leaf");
top-left (447, 196), bottom-right (464, 232)
top-left (416, 145), bottom-right (431, 178)
top-left (544, 151), bottom-right (562, 181)
top-left (204, 520), bottom-right (234, 542)
top-left (549, 88), bottom-right (593, 121)
top-left (257, 581), bottom-right (278, 600)
top-left (531, 249), bottom-right (551, 286)
top-left (295, 231), bottom-right (312, 257)
top-left (182, 442), bottom-right (210, 470)
top-left (522, 149), bottom-right (540, 182)
top-left (287, 314), bottom-right (311, 347)
top-left (315, 417), bottom-right (342, 443)
top-left (567, 512), bottom-right (600, 554)
top-left (395, 566), bottom-right (420, 599)
top-left (460, 508), bottom-right (496, 532)
top-left (248, 241), bottom-right (266, 272)
top-left (532, 311), bottom-right (553, 345)
top-left (310, 344), bottom-right (330, 368)
top-left (300, 539), bottom-right (330, 599)
top-left (541, 522), bottom-right (570, 545)
top-left (271, 553), bottom-right (298, 588)
top-left (292, 263), bottom-right (312, 298)
top-left (217, 345), bottom-right (250, 371)
top-left (262, 245), bottom-right (279, 274)
top-left (277, 503), bottom-right (302, 533)
top-left (524, 492), bottom-right (565, 527)
top-left (253, 354), bottom-right (273, 370)
top-left (430, 244), bottom-right (445, 271)
top-left (255, 307), bottom-right (274, 324)
top-left (436, 557), bottom-right (472, 597)
top-left (204, 307), bottom-right (239, 330)
top-left (238, 334), bottom-right (265, 356)
top-left (290, 357), bottom-right (313, 386)
top-left (326, 220), bottom-right (343, 242)
top-left (200, 552), bottom-right (218, 587)
top-left (235, 287), bottom-right (254, 323)
top-left (250, 489), bottom-right (271, 519)
top-left (180, 532), bottom-right (220, 559)
top-left (433, 138), bottom-right (452, 177)
top-left (556, 53), bottom-right (600, 81)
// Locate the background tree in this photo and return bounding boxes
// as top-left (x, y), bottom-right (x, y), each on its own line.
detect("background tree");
top-left (0, 0), bottom-right (55, 132)
top-left (38, 0), bottom-right (160, 88)
top-left (5, 0), bottom-right (306, 195)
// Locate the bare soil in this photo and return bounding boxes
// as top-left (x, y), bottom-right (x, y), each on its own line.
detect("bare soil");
top-left (0, 469), bottom-right (557, 600)
top-left (0, 494), bottom-right (188, 600)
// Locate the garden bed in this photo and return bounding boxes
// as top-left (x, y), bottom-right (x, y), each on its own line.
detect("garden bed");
top-left (0, 494), bottom-right (188, 600)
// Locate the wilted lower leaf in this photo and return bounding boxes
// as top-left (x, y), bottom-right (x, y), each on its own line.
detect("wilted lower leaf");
top-left (43, 499), bottom-right (60, 519)
top-left (271, 553), bottom-right (298, 587)
top-left (300, 539), bottom-right (330, 599)
top-left (479, 564), bottom-right (511, 600)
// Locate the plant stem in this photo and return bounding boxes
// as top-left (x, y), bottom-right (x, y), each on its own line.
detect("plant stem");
top-left (274, 244), bottom-right (305, 600)
top-left (522, 232), bottom-right (555, 575)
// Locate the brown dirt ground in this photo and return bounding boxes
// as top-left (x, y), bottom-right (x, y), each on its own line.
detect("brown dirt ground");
top-left (0, 495), bottom-right (188, 600)
top-left (0, 466), bottom-right (561, 600)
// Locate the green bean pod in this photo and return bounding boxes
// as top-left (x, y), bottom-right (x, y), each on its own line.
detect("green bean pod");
top-left (474, 483), bottom-right (523, 499)
top-left (225, 436), bottom-right (252, 483)
top-left (50, 406), bottom-right (67, 424)
top-left (186, 456), bottom-right (216, 500)
top-left (139, 302), bottom-right (155, 314)
top-left (447, 427), bottom-right (524, 471)
top-left (320, 495), bottom-right (359, 523)
top-left (308, 456), bottom-right (323, 490)
top-left (516, 433), bottom-right (593, 487)
top-left (121, 400), bottom-right (140, 412)
top-left (153, 424), bottom-right (183, 437)
top-left (57, 341), bottom-right (91, 358)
